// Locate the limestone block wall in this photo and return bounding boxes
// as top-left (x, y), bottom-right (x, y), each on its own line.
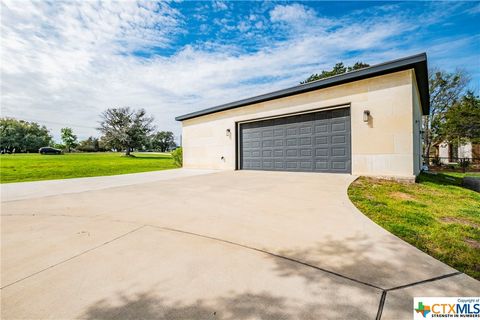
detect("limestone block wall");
top-left (181, 70), bottom-right (420, 179)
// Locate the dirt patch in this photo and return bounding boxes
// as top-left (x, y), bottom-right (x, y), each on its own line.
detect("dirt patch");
top-left (464, 238), bottom-right (480, 249)
top-left (390, 191), bottom-right (415, 201)
top-left (441, 217), bottom-right (480, 229)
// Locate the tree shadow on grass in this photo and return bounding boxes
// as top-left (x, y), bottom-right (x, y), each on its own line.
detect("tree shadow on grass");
top-left (416, 172), bottom-right (464, 187)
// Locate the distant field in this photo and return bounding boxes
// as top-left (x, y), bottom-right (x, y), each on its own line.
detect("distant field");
top-left (0, 152), bottom-right (179, 183)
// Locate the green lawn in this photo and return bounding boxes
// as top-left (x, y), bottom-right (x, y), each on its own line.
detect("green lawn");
top-left (348, 172), bottom-right (480, 280)
top-left (0, 152), bottom-right (179, 183)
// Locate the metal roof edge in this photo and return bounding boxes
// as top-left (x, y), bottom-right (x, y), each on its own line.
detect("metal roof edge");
top-left (176, 53), bottom-right (429, 121)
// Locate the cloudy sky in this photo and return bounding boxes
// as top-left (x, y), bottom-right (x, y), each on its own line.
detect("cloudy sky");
top-left (1, 1), bottom-right (479, 142)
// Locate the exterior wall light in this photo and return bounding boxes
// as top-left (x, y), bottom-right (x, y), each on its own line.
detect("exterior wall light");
top-left (363, 110), bottom-right (370, 122)
top-left (226, 129), bottom-right (231, 137)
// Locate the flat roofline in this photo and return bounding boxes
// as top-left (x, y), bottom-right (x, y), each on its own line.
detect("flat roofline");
top-left (176, 53), bottom-right (430, 121)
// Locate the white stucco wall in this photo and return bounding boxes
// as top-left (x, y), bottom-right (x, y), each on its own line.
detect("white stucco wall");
top-left (458, 143), bottom-right (473, 158)
top-left (438, 143), bottom-right (450, 163)
top-left (180, 69), bottom-right (420, 180)
top-left (438, 142), bottom-right (473, 163)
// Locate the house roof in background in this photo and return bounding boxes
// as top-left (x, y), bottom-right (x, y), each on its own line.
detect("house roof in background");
top-left (176, 53), bottom-right (430, 121)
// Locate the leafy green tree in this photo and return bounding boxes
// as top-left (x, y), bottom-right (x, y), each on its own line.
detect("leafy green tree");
top-left (150, 131), bottom-right (176, 152)
top-left (423, 69), bottom-right (469, 160)
top-left (98, 107), bottom-right (155, 156)
top-left (60, 127), bottom-right (78, 152)
top-left (0, 118), bottom-right (52, 153)
top-left (301, 61), bottom-right (370, 84)
top-left (77, 136), bottom-right (105, 152)
top-left (440, 91), bottom-right (480, 145)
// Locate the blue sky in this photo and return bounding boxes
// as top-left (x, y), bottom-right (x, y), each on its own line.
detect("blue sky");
top-left (1, 1), bottom-right (479, 141)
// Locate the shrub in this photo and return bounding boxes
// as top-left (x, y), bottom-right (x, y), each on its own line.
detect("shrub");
top-left (171, 147), bottom-right (183, 167)
top-left (431, 156), bottom-right (441, 166)
top-left (459, 158), bottom-right (471, 172)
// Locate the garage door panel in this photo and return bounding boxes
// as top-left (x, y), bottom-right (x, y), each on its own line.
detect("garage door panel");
top-left (331, 122), bottom-right (346, 132)
top-left (300, 149), bottom-right (312, 156)
top-left (273, 150), bottom-right (284, 157)
top-left (315, 136), bottom-right (329, 145)
top-left (240, 107), bottom-right (351, 173)
top-left (315, 124), bottom-right (328, 133)
top-left (262, 140), bottom-right (274, 147)
top-left (286, 149), bottom-right (298, 157)
top-left (275, 161), bottom-right (285, 169)
top-left (262, 130), bottom-right (274, 137)
top-left (262, 150), bottom-right (273, 157)
top-left (332, 135), bottom-right (346, 144)
top-left (332, 161), bottom-right (348, 170)
top-left (286, 161), bottom-right (298, 169)
top-left (274, 139), bottom-right (284, 147)
top-left (315, 148), bottom-right (329, 157)
top-left (299, 137), bottom-right (312, 146)
top-left (315, 161), bottom-right (329, 169)
top-left (332, 147), bottom-right (346, 156)
top-left (299, 125), bottom-right (313, 135)
top-left (262, 160), bottom-right (274, 169)
top-left (286, 139), bottom-right (297, 146)
top-left (286, 127), bottom-right (298, 136)
top-left (251, 141), bottom-right (261, 148)
top-left (300, 161), bottom-right (313, 169)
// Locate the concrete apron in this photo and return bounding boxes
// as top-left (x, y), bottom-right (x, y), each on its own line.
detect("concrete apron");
top-left (1, 170), bottom-right (479, 319)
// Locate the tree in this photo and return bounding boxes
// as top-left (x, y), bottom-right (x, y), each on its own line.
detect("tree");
top-left (301, 61), bottom-right (370, 84)
top-left (150, 131), bottom-right (176, 152)
top-left (0, 118), bottom-right (52, 153)
top-left (77, 136), bottom-right (105, 152)
top-left (98, 107), bottom-right (155, 156)
top-left (423, 70), bottom-right (469, 160)
top-left (60, 127), bottom-right (78, 152)
top-left (440, 91), bottom-right (480, 145)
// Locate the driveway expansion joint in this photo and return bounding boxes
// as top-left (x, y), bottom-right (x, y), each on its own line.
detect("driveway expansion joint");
top-left (145, 224), bottom-right (385, 291)
top-left (375, 290), bottom-right (387, 320)
top-left (145, 224), bottom-right (469, 320)
top-left (385, 271), bottom-right (463, 292)
top-left (0, 225), bottom-right (146, 290)
top-left (374, 272), bottom-right (463, 320)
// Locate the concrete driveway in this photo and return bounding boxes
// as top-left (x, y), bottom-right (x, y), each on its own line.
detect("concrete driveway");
top-left (1, 170), bottom-right (478, 319)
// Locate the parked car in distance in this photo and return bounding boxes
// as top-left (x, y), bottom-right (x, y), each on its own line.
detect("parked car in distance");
top-left (39, 147), bottom-right (63, 155)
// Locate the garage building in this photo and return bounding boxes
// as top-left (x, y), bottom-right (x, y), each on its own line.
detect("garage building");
top-left (175, 53), bottom-right (429, 181)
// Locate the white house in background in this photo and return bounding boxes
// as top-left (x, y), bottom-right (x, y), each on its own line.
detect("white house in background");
top-left (435, 141), bottom-right (480, 164)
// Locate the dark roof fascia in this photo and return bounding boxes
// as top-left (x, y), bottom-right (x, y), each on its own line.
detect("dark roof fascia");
top-left (176, 53), bottom-right (430, 121)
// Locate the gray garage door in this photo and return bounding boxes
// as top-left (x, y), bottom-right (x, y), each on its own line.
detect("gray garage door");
top-left (240, 107), bottom-right (351, 173)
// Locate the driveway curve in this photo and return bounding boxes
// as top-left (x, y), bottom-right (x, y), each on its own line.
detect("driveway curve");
top-left (2, 170), bottom-right (478, 319)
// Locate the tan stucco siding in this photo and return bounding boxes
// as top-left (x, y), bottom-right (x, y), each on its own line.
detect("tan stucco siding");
top-left (412, 73), bottom-right (424, 176)
top-left (181, 69), bottom-right (417, 179)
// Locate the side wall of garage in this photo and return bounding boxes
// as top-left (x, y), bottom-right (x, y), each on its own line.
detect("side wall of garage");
top-left (412, 73), bottom-right (424, 176)
top-left (181, 69), bottom-right (418, 179)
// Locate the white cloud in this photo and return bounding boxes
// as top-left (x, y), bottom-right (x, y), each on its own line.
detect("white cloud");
top-left (212, 1), bottom-right (229, 11)
top-left (270, 3), bottom-right (316, 24)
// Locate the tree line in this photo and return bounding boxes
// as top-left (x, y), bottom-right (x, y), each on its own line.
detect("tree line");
top-left (302, 62), bottom-right (479, 160)
top-left (0, 107), bottom-right (177, 154)
top-left (2, 63), bottom-right (478, 159)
